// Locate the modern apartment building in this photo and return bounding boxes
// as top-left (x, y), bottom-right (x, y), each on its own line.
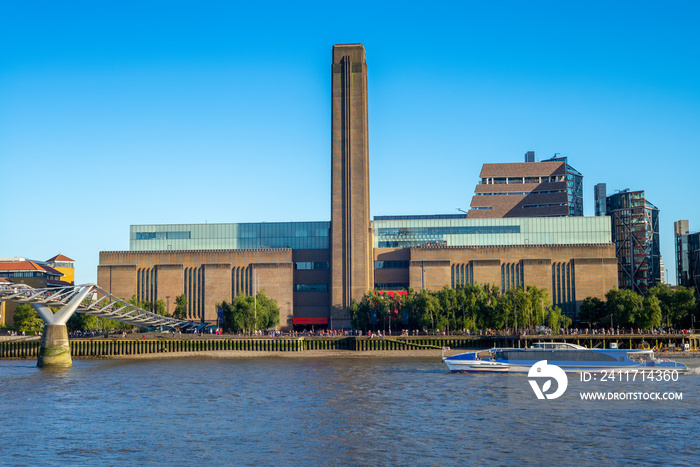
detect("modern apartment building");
top-left (674, 220), bottom-right (700, 290)
top-left (468, 152), bottom-right (583, 218)
top-left (595, 185), bottom-right (660, 294)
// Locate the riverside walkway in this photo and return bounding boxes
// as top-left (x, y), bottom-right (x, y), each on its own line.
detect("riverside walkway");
top-left (1, 333), bottom-right (698, 359)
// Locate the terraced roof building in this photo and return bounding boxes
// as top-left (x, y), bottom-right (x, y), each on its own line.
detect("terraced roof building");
top-left (468, 152), bottom-right (583, 218)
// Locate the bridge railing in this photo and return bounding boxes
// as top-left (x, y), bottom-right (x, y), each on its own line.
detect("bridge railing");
top-left (0, 283), bottom-right (194, 329)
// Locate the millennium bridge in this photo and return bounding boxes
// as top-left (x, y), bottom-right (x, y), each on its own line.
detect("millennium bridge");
top-left (0, 283), bottom-right (192, 367)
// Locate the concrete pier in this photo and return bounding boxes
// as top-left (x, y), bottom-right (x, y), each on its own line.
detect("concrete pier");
top-left (37, 325), bottom-right (72, 368)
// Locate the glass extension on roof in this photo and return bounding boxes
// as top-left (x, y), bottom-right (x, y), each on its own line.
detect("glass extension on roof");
top-left (130, 222), bottom-right (330, 251)
top-left (373, 216), bottom-right (611, 248)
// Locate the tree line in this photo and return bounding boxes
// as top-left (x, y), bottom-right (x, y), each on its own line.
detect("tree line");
top-left (352, 283), bottom-right (699, 335)
top-left (580, 284), bottom-right (696, 330)
top-left (350, 283), bottom-right (569, 334)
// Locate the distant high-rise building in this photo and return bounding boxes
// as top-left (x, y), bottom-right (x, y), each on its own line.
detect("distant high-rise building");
top-left (468, 152), bottom-right (583, 218)
top-left (599, 189), bottom-right (660, 294)
top-left (674, 220), bottom-right (700, 290)
top-left (659, 255), bottom-right (665, 284)
top-left (594, 183), bottom-right (607, 217)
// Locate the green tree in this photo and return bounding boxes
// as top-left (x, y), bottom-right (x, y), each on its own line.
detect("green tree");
top-left (173, 294), bottom-right (188, 320)
top-left (436, 287), bottom-right (457, 334)
top-left (154, 299), bottom-right (168, 317)
top-left (414, 289), bottom-right (441, 333)
top-left (527, 286), bottom-right (550, 327)
top-left (669, 286), bottom-right (696, 328)
top-left (388, 292), bottom-right (406, 333)
top-left (640, 294), bottom-right (662, 330)
top-left (545, 305), bottom-right (563, 331)
top-left (506, 287), bottom-right (531, 330)
top-left (474, 284), bottom-right (500, 329)
top-left (605, 289), bottom-right (642, 329)
top-left (579, 296), bottom-right (606, 328)
top-left (233, 295), bottom-right (256, 333)
top-left (221, 290), bottom-right (279, 333)
top-left (254, 290), bottom-right (280, 330)
top-left (13, 304), bottom-right (44, 334)
top-left (373, 291), bottom-right (391, 332)
top-left (646, 283), bottom-right (695, 328)
top-left (128, 295), bottom-right (151, 313)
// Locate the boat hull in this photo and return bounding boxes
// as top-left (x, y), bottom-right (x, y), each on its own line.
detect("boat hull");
top-left (443, 361), bottom-right (688, 374)
top-left (443, 347), bottom-right (688, 374)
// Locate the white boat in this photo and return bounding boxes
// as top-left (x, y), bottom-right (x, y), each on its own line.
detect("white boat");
top-left (443, 342), bottom-right (688, 373)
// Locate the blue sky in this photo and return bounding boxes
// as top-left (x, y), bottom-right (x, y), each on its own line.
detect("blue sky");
top-left (1, 0), bottom-right (699, 285)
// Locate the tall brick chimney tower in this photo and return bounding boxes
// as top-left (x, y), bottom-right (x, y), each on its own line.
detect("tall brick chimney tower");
top-left (330, 44), bottom-right (373, 327)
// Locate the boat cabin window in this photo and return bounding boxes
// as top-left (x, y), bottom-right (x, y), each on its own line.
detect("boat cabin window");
top-left (499, 350), bottom-right (618, 362)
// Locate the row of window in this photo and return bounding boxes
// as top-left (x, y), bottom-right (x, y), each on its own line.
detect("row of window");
top-left (295, 284), bottom-right (328, 292)
top-left (374, 260), bottom-right (409, 269)
top-left (131, 222), bottom-right (331, 251)
top-left (375, 283), bottom-right (409, 291)
top-left (451, 263), bottom-right (473, 288)
top-left (377, 226), bottom-right (520, 237)
top-left (137, 268), bottom-right (156, 306)
top-left (553, 261), bottom-right (576, 317)
top-left (185, 267), bottom-right (205, 319)
top-left (523, 203), bottom-right (567, 209)
top-left (0, 272), bottom-right (44, 278)
top-left (475, 189), bottom-right (565, 196)
top-left (136, 231), bottom-right (191, 240)
top-left (481, 176), bottom-right (564, 185)
top-left (295, 262), bottom-right (329, 270)
top-left (378, 241), bottom-right (421, 248)
top-left (502, 262), bottom-right (524, 292)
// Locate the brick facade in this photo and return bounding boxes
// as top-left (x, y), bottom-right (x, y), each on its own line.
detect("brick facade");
top-left (99, 250), bottom-right (293, 330)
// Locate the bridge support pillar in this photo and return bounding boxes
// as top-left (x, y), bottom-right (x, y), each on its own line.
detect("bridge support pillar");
top-left (37, 324), bottom-right (72, 368)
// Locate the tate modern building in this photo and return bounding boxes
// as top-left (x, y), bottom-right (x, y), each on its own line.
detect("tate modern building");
top-left (98, 44), bottom-right (617, 330)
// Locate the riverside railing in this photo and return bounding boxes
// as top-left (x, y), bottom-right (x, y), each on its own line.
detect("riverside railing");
top-left (1, 335), bottom-right (698, 359)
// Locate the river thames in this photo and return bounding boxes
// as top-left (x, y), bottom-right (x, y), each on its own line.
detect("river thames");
top-left (1, 356), bottom-right (699, 466)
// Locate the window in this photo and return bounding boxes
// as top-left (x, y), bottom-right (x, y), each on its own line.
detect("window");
top-left (374, 261), bottom-right (409, 269)
top-left (136, 231), bottom-right (191, 240)
top-left (295, 284), bottom-right (328, 292)
top-left (295, 262), bottom-right (329, 270)
top-left (375, 283), bottom-right (409, 291)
